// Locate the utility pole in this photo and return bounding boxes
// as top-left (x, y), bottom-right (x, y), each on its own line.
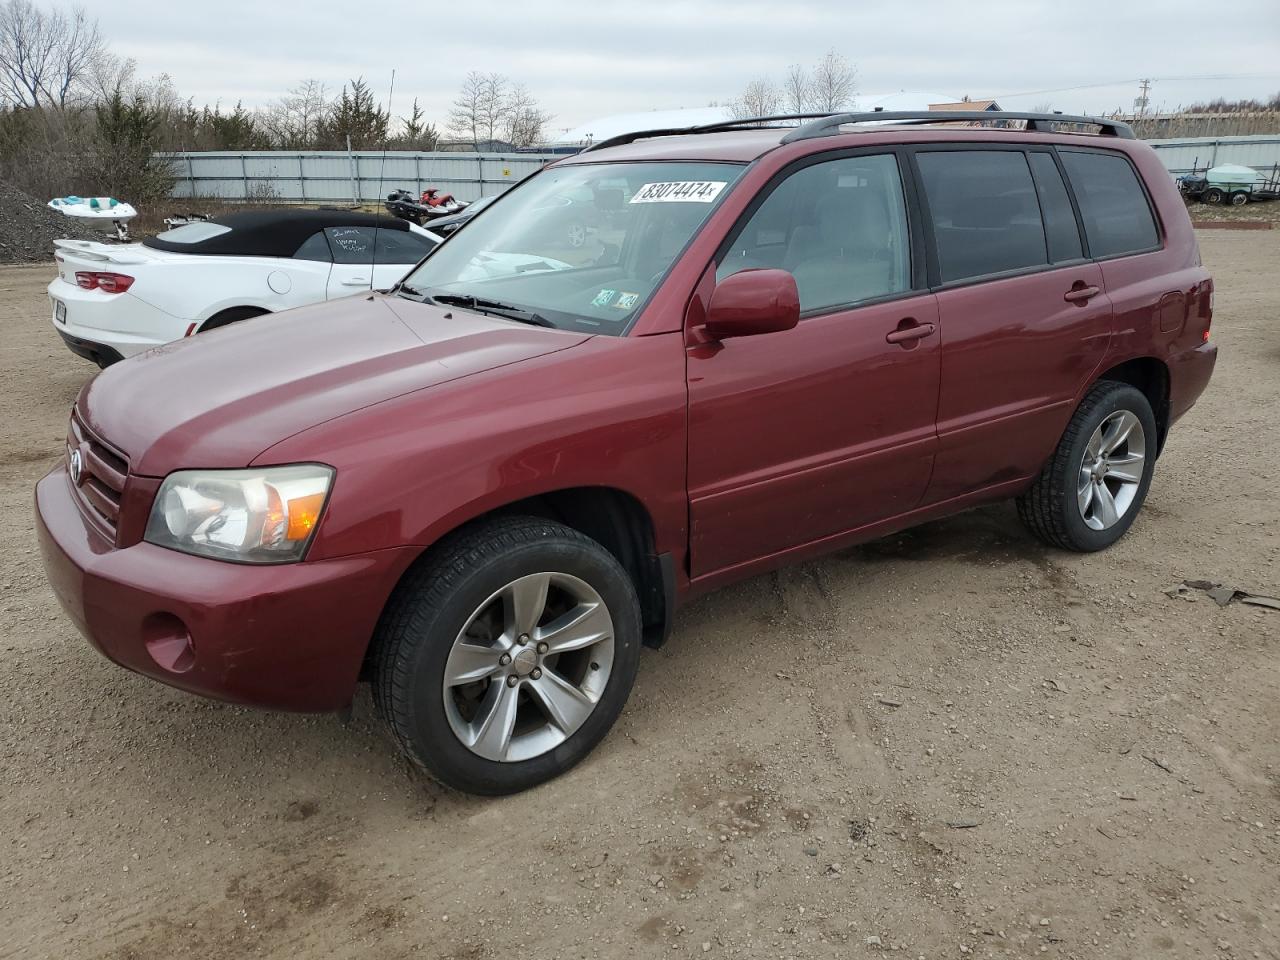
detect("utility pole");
top-left (1133, 78), bottom-right (1152, 118)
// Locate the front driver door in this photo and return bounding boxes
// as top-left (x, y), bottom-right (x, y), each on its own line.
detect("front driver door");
top-left (686, 152), bottom-right (941, 579)
top-left (324, 225), bottom-right (376, 298)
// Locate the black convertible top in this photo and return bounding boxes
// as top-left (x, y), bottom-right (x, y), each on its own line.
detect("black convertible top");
top-left (143, 209), bottom-right (411, 257)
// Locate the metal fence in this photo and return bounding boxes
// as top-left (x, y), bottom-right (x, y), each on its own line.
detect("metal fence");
top-left (1147, 135), bottom-right (1280, 177)
top-left (168, 137), bottom-right (1280, 202)
top-left (168, 151), bottom-right (562, 203)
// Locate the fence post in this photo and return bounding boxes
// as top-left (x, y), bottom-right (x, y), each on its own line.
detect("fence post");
top-left (478, 154), bottom-right (485, 198)
top-left (187, 155), bottom-right (196, 199)
top-left (415, 154), bottom-right (422, 195)
top-left (347, 136), bottom-right (358, 205)
top-left (298, 154), bottom-right (306, 203)
top-left (240, 154), bottom-right (249, 201)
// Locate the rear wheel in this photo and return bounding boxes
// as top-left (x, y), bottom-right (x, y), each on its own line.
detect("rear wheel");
top-left (371, 516), bottom-right (642, 795)
top-left (1229, 191), bottom-right (1250, 206)
top-left (1017, 381), bottom-right (1157, 552)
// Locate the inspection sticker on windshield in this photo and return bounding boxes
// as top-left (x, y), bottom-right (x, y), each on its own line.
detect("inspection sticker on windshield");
top-left (630, 181), bottom-right (727, 204)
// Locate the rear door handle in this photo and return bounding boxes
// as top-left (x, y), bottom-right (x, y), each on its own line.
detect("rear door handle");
top-left (885, 321), bottom-right (936, 345)
top-left (1063, 284), bottom-right (1101, 303)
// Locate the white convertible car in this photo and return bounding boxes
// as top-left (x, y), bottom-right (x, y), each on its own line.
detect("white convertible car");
top-left (48, 207), bottom-right (574, 367)
top-left (49, 211), bottom-right (440, 366)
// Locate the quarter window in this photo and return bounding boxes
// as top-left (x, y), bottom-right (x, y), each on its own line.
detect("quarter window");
top-left (293, 231), bottom-right (332, 261)
top-left (1059, 150), bottom-right (1159, 258)
top-left (718, 154), bottom-right (911, 312)
top-left (916, 150), bottom-right (1048, 283)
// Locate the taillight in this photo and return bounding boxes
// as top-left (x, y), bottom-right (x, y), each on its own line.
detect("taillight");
top-left (74, 271), bottom-right (135, 293)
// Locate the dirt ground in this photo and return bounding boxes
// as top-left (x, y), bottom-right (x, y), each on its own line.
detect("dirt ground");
top-left (1, 233), bottom-right (1277, 960)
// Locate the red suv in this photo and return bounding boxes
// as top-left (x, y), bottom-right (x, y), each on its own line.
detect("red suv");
top-left (36, 112), bottom-right (1216, 794)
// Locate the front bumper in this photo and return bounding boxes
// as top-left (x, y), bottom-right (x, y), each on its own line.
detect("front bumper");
top-left (35, 464), bottom-right (418, 712)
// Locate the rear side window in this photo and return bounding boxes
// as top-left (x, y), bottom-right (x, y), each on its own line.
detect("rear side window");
top-left (1027, 152), bottom-right (1083, 263)
top-left (293, 231), bottom-right (332, 261)
top-left (374, 228), bottom-right (437, 265)
top-left (916, 150), bottom-right (1048, 283)
top-left (1059, 150), bottom-right (1159, 258)
top-left (718, 153), bottom-right (911, 312)
top-left (324, 226), bottom-right (376, 264)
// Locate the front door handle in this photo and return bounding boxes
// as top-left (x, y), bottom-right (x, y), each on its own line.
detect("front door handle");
top-left (341, 277), bottom-right (371, 287)
top-left (1063, 284), bottom-right (1101, 303)
top-left (885, 321), bottom-right (936, 345)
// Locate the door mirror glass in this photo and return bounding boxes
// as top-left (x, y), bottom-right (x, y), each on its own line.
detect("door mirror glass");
top-left (705, 268), bottom-right (799, 339)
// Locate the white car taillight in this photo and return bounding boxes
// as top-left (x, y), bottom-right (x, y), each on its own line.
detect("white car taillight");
top-left (75, 271), bottom-right (135, 293)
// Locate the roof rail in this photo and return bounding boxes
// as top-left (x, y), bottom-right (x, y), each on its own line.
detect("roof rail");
top-left (581, 113), bottom-right (833, 153)
top-left (579, 110), bottom-right (1135, 154)
top-left (780, 111), bottom-right (1135, 142)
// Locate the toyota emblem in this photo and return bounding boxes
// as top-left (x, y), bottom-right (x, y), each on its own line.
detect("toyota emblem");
top-left (68, 448), bottom-right (83, 486)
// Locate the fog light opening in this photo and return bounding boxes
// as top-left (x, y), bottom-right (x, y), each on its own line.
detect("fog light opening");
top-left (142, 613), bottom-right (196, 674)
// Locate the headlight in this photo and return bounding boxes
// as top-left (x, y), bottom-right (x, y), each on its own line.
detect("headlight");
top-left (144, 465), bottom-right (334, 564)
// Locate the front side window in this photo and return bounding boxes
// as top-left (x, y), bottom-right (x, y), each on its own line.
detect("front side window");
top-left (1059, 150), bottom-right (1159, 259)
top-left (400, 161), bottom-right (744, 336)
top-left (718, 154), bottom-right (911, 312)
top-left (917, 150), bottom-right (1048, 283)
top-left (325, 226), bottom-right (376, 264)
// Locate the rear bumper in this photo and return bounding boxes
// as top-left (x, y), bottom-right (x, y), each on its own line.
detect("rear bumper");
top-left (47, 280), bottom-right (180, 360)
top-left (55, 328), bottom-right (125, 367)
top-left (1169, 341), bottom-right (1218, 426)
top-left (36, 464), bottom-right (418, 712)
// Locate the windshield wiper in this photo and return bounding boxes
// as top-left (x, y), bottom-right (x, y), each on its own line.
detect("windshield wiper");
top-left (428, 293), bottom-right (557, 328)
top-left (394, 282), bottom-right (427, 300)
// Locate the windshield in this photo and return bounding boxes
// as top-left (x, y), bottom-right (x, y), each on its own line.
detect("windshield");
top-left (400, 161), bottom-right (744, 335)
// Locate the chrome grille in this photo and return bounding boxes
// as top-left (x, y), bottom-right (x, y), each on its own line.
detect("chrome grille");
top-left (67, 409), bottom-right (128, 542)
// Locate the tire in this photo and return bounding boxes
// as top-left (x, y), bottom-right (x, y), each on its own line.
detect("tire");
top-left (1017, 381), bottom-right (1157, 552)
top-left (1201, 187), bottom-right (1224, 205)
top-left (1229, 191), bottom-right (1249, 206)
top-left (371, 516), bottom-right (642, 795)
top-left (199, 306), bottom-right (268, 333)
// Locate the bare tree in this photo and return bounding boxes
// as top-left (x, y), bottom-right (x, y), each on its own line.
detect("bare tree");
top-left (809, 49), bottom-right (856, 112)
top-left (449, 71), bottom-right (511, 146)
top-left (260, 79), bottom-right (329, 148)
top-left (782, 64), bottom-right (811, 114)
top-left (0, 0), bottom-right (109, 108)
top-left (727, 78), bottom-right (780, 121)
top-left (502, 82), bottom-right (552, 147)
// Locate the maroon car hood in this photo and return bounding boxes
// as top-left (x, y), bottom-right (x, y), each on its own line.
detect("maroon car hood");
top-left (79, 295), bottom-right (590, 476)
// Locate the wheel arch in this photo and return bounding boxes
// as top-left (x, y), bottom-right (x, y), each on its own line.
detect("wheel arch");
top-left (362, 485), bottom-right (675, 681)
top-left (198, 304), bottom-right (271, 332)
top-left (1093, 356), bottom-right (1171, 453)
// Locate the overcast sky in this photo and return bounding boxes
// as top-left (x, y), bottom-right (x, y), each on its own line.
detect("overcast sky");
top-left (74, 0), bottom-right (1280, 132)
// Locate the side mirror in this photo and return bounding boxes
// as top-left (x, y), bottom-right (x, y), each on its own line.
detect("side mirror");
top-left (705, 269), bottom-right (800, 340)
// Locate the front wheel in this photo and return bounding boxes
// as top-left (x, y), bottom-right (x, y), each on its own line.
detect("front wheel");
top-left (371, 516), bottom-right (641, 795)
top-left (1017, 381), bottom-right (1157, 552)
top-left (1229, 191), bottom-right (1250, 206)
top-left (1201, 187), bottom-right (1224, 205)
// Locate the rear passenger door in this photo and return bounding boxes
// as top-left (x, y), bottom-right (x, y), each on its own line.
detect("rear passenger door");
top-left (686, 152), bottom-right (941, 578)
top-left (912, 147), bottom-right (1112, 504)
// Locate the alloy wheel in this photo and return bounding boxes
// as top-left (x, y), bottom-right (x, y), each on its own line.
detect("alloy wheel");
top-left (1077, 410), bottom-right (1147, 531)
top-left (442, 572), bottom-right (615, 762)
